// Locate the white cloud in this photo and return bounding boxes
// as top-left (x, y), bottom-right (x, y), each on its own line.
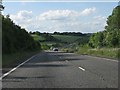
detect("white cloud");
top-left (93, 15), bottom-right (106, 21)
top-left (38, 10), bottom-right (79, 21)
top-left (10, 10), bottom-right (33, 24)
top-left (38, 8), bottom-right (96, 21)
top-left (80, 7), bottom-right (96, 16)
top-left (9, 8), bottom-right (106, 33)
top-left (11, 10), bottom-right (32, 19)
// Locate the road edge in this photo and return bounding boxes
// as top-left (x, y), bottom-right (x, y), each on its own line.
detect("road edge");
top-left (0, 54), bottom-right (37, 80)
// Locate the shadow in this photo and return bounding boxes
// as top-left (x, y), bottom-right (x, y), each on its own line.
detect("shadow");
top-left (63, 58), bottom-right (86, 61)
top-left (2, 52), bottom-right (87, 75)
top-left (48, 52), bottom-right (76, 57)
top-left (2, 75), bottom-right (54, 82)
top-left (21, 64), bottom-right (69, 68)
top-left (46, 52), bottom-right (87, 61)
top-left (22, 52), bottom-right (87, 66)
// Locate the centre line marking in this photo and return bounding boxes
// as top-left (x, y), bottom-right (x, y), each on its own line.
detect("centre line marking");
top-left (65, 60), bottom-right (68, 62)
top-left (78, 67), bottom-right (85, 71)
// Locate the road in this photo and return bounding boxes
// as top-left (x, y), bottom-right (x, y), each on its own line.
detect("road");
top-left (2, 51), bottom-right (118, 88)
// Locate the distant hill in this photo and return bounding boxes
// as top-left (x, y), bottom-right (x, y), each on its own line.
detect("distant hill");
top-left (31, 34), bottom-right (46, 41)
top-left (30, 32), bottom-right (91, 46)
top-left (52, 35), bottom-right (82, 43)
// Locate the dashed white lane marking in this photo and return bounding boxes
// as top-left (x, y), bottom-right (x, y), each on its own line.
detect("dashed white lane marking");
top-left (65, 60), bottom-right (68, 62)
top-left (78, 67), bottom-right (85, 71)
top-left (0, 55), bottom-right (36, 80)
top-left (59, 62), bottom-right (61, 63)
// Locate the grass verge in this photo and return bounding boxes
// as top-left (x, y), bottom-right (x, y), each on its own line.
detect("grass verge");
top-left (2, 50), bottom-right (41, 68)
top-left (78, 48), bottom-right (119, 60)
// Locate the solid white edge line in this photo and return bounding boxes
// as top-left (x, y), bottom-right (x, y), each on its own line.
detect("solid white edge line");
top-left (78, 67), bottom-right (85, 71)
top-left (3, 0), bottom-right (119, 2)
top-left (101, 58), bottom-right (119, 62)
top-left (85, 55), bottom-right (119, 62)
top-left (0, 54), bottom-right (36, 80)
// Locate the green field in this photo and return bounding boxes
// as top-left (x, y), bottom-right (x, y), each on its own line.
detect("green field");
top-left (31, 34), bottom-right (45, 41)
top-left (52, 35), bottom-right (81, 43)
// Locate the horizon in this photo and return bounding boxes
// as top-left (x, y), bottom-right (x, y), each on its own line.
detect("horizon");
top-left (29, 31), bottom-right (93, 34)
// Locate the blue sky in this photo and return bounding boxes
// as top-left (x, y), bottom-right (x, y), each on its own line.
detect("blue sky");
top-left (3, 1), bottom-right (118, 33)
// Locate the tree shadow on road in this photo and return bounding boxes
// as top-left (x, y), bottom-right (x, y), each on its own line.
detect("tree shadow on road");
top-left (2, 75), bottom-right (54, 82)
top-left (20, 63), bottom-right (69, 68)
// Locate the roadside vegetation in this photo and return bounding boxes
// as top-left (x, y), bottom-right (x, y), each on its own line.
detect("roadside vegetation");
top-left (2, 15), bottom-right (41, 67)
top-left (2, 51), bottom-right (40, 67)
top-left (86, 5), bottom-right (120, 59)
top-left (78, 48), bottom-right (119, 59)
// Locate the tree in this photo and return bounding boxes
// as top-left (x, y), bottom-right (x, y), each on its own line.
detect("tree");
top-left (2, 15), bottom-right (41, 54)
top-left (89, 5), bottom-right (120, 48)
top-left (104, 6), bottom-right (120, 47)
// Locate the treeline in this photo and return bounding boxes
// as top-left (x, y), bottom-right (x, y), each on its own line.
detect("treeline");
top-left (53, 32), bottom-right (90, 36)
top-left (29, 31), bottom-right (91, 36)
top-left (29, 31), bottom-right (60, 42)
top-left (89, 6), bottom-right (120, 48)
top-left (2, 15), bottom-right (41, 54)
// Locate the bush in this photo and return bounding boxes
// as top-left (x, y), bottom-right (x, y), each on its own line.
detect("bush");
top-left (78, 48), bottom-right (118, 59)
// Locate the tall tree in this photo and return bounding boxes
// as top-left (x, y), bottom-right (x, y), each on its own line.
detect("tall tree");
top-left (89, 5), bottom-right (120, 48)
top-left (2, 15), bottom-right (41, 54)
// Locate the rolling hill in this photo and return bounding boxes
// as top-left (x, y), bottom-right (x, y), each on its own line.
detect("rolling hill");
top-left (52, 35), bottom-right (82, 43)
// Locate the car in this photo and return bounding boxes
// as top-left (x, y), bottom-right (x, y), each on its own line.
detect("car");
top-left (53, 48), bottom-right (58, 51)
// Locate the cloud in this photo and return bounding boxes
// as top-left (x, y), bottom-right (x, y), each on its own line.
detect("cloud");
top-left (10, 10), bottom-right (33, 23)
top-left (9, 7), bottom-right (106, 33)
top-left (38, 8), bottom-right (96, 21)
top-left (80, 7), bottom-right (96, 16)
top-left (38, 10), bottom-right (79, 21)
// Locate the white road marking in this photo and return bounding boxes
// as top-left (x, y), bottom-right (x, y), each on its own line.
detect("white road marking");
top-left (0, 55), bottom-right (36, 80)
top-left (85, 55), bottom-right (119, 62)
top-left (102, 58), bottom-right (119, 62)
top-left (78, 67), bottom-right (85, 71)
top-left (65, 60), bottom-right (68, 62)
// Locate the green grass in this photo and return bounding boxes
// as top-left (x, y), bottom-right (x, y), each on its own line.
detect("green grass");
top-left (31, 34), bottom-right (45, 41)
top-left (52, 35), bottom-right (81, 43)
top-left (78, 48), bottom-right (119, 59)
top-left (2, 51), bottom-right (40, 68)
top-left (41, 41), bottom-right (56, 45)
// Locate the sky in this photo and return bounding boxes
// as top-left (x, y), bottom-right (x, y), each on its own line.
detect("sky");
top-left (2, 1), bottom-right (119, 33)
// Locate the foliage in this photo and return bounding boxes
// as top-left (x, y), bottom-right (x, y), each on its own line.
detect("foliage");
top-left (31, 34), bottom-right (46, 41)
top-left (53, 32), bottom-right (85, 36)
top-left (89, 6), bottom-right (120, 48)
top-left (2, 15), bottom-right (41, 54)
top-left (78, 48), bottom-right (119, 59)
top-left (41, 43), bottom-right (50, 50)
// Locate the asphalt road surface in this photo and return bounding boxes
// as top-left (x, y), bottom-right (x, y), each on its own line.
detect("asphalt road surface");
top-left (2, 51), bottom-right (118, 88)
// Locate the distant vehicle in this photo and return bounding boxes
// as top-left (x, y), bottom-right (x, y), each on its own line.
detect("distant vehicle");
top-left (53, 48), bottom-right (58, 51)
